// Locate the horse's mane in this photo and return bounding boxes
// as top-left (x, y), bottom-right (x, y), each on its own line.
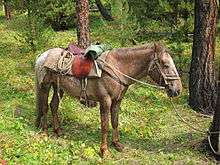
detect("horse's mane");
top-left (112, 42), bottom-right (168, 57)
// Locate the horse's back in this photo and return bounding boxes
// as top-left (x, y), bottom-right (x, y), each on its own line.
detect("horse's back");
top-left (35, 48), bottom-right (64, 85)
top-left (35, 48), bottom-right (64, 67)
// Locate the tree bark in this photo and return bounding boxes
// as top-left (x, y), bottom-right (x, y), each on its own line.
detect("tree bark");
top-left (75, 0), bottom-right (90, 49)
top-left (209, 74), bottom-right (220, 156)
top-left (3, 0), bottom-right (12, 20)
top-left (95, 0), bottom-right (113, 21)
top-left (189, 0), bottom-right (218, 114)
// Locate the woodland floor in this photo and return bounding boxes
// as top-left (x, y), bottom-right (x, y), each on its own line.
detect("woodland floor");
top-left (0, 12), bottom-right (219, 164)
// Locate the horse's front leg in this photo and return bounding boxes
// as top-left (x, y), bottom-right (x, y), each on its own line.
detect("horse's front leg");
top-left (99, 97), bottom-right (112, 157)
top-left (111, 100), bottom-right (124, 152)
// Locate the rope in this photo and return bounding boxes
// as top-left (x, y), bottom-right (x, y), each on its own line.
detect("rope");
top-left (100, 55), bottom-right (220, 155)
top-left (169, 97), bottom-right (220, 155)
top-left (208, 135), bottom-right (220, 155)
top-left (169, 98), bottom-right (208, 134)
top-left (57, 51), bottom-right (73, 75)
top-left (56, 49), bottom-right (220, 155)
top-left (99, 59), bottom-right (165, 90)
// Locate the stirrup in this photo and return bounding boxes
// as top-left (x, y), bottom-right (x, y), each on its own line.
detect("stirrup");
top-left (80, 78), bottom-right (89, 106)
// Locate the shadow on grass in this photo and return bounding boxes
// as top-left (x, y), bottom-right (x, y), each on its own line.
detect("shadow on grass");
top-left (50, 115), bottom-right (207, 156)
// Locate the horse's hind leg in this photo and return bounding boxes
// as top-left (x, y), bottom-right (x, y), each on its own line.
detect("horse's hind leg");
top-left (99, 97), bottom-right (112, 157)
top-left (36, 83), bottom-right (51, 134)
top-left (36, 83), bottom-right (43, 128)
top-left (50, 83), bottom-right (63, 136)
top-left (111, 100), bottom-right (124, 152)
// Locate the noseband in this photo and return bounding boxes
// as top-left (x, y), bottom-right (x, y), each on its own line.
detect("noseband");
top-left (148, 51), bottom-right (180, 86)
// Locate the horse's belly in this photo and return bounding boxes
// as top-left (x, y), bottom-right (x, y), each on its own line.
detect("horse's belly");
top-left (60, 76), bottom-right (81, 97)
top-left (60, 76), bottom-right (98, 101)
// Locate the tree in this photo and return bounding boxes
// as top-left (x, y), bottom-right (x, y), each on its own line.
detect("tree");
top-left (75, 0), bottom-right (90, 48)
top-left (209, 68), bottom-right (220, 157)
top-left (95, 0), bottom-right (113, 21)
top-left (189, 0), bottom-right (218, 114)
top-left (3, 0), bottom-right (12, 20)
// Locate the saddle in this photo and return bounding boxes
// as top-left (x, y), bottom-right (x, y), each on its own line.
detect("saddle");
top-left (67, 43), bottom-right (93, 78)
top-left (43, 44), bottom-right (110, 107)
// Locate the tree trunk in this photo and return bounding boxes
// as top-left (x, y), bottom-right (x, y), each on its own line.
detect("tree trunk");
top-left (189, 0), bottom-right (218, 114)
top-left (209, 74), bottom-right (220, 156)
top-left (3, 0), bottom-right (12, 20)
top-left (95, 0), bottom-right (113, 21)
top-left (75, 0), bottom-right (90, 49)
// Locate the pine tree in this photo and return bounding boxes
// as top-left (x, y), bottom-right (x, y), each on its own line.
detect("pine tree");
top-left (75, 0), bottom-right (90, 48)
top-left (189, 0), bottom-right (218, 114)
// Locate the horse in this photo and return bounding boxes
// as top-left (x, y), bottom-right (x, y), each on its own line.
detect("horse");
top-left (35, 43), bottom-right (182, 157)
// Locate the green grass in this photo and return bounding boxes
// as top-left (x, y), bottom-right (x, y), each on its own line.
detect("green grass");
top-left (0, 12), bottom-right (218, 164)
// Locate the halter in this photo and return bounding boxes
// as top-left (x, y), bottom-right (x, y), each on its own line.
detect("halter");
top-left (148, 51), bottom-right (180, 86)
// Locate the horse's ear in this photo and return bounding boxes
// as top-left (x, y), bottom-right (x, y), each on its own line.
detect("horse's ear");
top-left (153, 42), bottom-right (164, 53)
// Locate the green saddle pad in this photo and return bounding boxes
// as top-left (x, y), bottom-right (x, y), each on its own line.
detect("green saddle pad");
top-left (85, 44), bottom-right (112, 60)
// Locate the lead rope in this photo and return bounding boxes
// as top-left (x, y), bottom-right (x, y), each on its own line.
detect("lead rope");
top-left (102, 57), bottom-right (220, 154)
top-left (169, 97), bottom-right (220, 155)
top-left (98, 59), bottom-right (165, 90)
top-left (169, 98), bottom-right (207, 134)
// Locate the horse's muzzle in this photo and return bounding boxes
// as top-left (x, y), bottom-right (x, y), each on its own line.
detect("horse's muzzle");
top-left (166, 84), bottom-right (181, 97)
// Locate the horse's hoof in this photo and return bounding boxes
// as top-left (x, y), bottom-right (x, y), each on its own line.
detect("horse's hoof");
top-left (112, 141), bottom-right (124, 152)
top-left (100, 146), bottom-right (111, 158)
top-left (54, 128), bottom-right (63, 136)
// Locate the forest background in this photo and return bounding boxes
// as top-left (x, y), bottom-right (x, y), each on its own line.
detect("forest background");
top-left (0, 0), bottom-right (220, 164)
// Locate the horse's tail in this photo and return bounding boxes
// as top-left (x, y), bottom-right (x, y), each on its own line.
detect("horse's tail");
top-left (35, 51), bottom-right (48, 128)
top-left (35, 78), bottom-right (43, 128)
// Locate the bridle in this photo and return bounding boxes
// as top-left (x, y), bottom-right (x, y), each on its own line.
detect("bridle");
top-left (148, 50), bottom-right (180, 87)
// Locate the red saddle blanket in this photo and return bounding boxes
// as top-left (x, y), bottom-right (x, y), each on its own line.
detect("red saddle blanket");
top-left (67, 43), bottom-right (93, 78)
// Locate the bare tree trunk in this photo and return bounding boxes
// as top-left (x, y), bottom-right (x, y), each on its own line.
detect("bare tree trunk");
top-left (75, 0), bottom-right (90, 49)
top-left (95, 0), bottom-right (113, 21)
top-left (189, 0), bottom-right (218, 114)
top-left (209, 73), bottom-right (220, 156)
top-left (3, 0), bottom-right (12, 20)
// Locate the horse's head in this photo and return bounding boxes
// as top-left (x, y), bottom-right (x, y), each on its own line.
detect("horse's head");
top-left (148, 43), bottom-right (182, 97)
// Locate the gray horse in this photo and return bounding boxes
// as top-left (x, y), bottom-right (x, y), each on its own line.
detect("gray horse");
top-left (35, 43), bottom-right (182, 157)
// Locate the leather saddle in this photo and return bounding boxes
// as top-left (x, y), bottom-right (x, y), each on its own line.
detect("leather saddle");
top-left (67, 43), bottom-right (94, 78)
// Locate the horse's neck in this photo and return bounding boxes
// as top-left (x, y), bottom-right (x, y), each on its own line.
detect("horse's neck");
top-left (112, 47), bottom-right (154, 83)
